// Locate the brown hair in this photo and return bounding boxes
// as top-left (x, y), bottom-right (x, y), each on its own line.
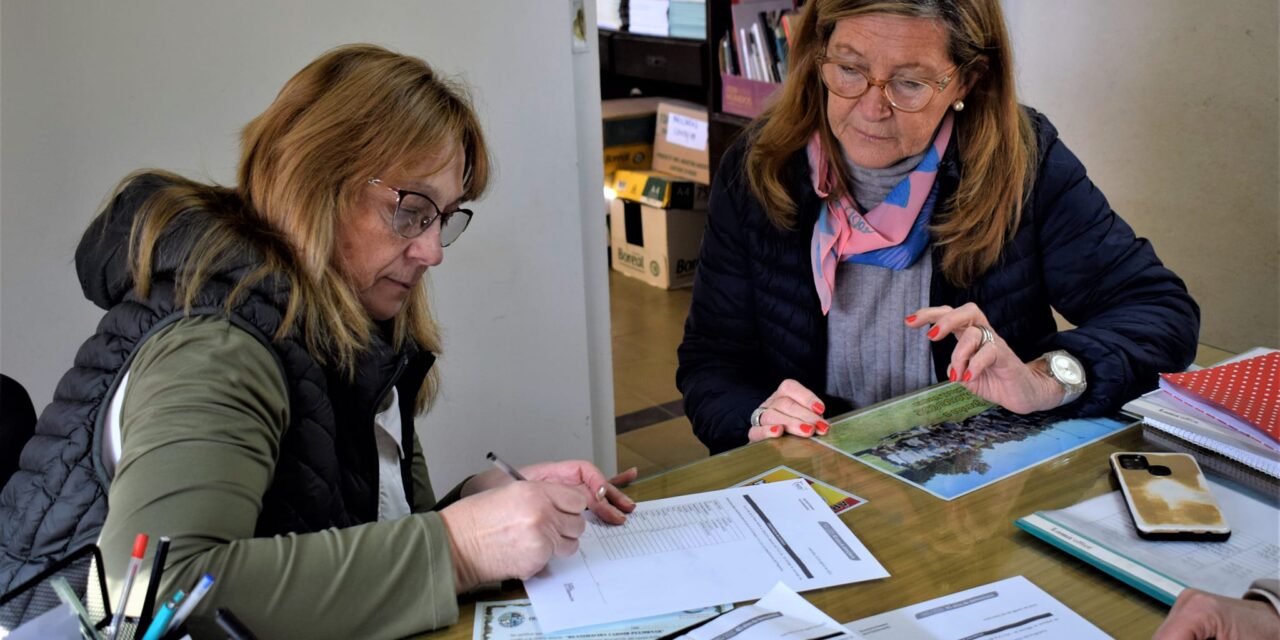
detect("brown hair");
top-left (123, 44), bottom-right (490, 411)
top-left (746, 0), bottom-right (1035, 286)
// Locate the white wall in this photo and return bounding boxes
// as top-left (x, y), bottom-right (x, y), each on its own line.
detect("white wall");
top-left (1004, 1), bottom-right (1280, 351)
top-left (0, 0), bottom-right (615, 489)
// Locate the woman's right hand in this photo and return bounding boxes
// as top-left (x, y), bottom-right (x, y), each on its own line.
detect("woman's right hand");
top-left (747, 379), bottom-right (829, 442)
top-left (440, 480), bottom-right (588, 592)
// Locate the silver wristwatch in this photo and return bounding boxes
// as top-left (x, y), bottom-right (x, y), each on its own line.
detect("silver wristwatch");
top-left (1040, 350), bottom-right (1087, 406)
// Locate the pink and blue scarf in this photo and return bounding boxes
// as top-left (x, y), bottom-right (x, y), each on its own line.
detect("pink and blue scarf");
top-left (809, 113), bottom-right (954, 314)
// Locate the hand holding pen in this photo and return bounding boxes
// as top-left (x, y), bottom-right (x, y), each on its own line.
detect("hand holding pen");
top-left (485, 453), bottom-right (638, 524)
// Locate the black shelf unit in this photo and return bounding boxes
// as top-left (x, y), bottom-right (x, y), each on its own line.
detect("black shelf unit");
top-left (597, 1), bottom-right (768, 185)
top-left (598, 29), bottom-right (707, 104)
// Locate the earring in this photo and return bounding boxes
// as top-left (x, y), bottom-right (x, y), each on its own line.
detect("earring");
top-left (952, 100), bottom-right (965, 112)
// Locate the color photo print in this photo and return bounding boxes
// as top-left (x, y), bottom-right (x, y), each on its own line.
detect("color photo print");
top-left (816, 384), bottom-right (1129, 500)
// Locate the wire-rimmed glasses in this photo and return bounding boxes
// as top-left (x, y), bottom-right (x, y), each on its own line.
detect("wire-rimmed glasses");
top-left (367, 178), bottom-right (473, 247)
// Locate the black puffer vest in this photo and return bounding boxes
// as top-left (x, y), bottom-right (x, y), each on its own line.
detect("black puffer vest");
top-left (0, 174), bottom-right (435, 592)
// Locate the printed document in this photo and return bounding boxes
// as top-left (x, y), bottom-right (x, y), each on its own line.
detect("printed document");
top-left (844, 576), bottom-right (1110, 639)
top-left (676, 582), bottom-right (854, 640)
top-left (524, 480), bottom-right (889, 633)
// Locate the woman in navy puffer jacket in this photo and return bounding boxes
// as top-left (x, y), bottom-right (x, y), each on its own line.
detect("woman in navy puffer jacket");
top-left (677, 0), bottom-right (1198, 454)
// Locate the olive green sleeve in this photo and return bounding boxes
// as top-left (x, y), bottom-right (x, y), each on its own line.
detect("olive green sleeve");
top-left (97, 316), bottom-right (459, 639)
top-left (410, 431), bottom-right (470, 512)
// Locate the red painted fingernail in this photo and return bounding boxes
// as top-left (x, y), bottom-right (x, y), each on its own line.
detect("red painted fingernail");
top-left (927, 326), bottom-right (940, 339)
top-left (963, 370), bottom-right (973, 382)
top-left (904, 314), bottom-right (917, 324)
top-left (770, 425), bottom-right (782, 436)
top-left (948, 367), bottom-right (957, 382)
top-left (801, 424), bottom-right (814, 436)
top-left (817, 420), bottom-right (830, 435)
top-left (811, 402), bottom-right (825, 414)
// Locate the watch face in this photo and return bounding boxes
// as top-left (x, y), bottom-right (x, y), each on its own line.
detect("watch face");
top-left (1050, 354), bottom-right (1085, 385)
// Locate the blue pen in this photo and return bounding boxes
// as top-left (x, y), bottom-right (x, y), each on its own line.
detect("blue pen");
top-left (169, 574), bottom-right (215, 630)
top-left (140, 590), bottom-right (184, 640)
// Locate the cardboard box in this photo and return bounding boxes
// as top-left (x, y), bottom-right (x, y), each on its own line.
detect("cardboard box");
top-left (612, 169), bottom-right (710, 210)
top-left (602, 97), bottom-right (662, 177)
top-left (652, 100), bottom-right (710, 185)
top-left (609, 197), bottom-right (705, 290)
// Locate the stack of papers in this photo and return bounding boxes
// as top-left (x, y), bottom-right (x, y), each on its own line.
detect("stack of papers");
top-left (596, 0), bottom-right (623, 31)
top-left (628, 0), bottom-right (670, 37)
top-left (668, 0), bottom-right (705, 40)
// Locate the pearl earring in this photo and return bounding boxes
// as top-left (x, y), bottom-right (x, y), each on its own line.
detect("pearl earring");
top-left (952, 100), bottom-right (965, 112)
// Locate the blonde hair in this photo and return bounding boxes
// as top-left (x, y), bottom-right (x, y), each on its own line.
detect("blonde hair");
top-left (123, 44), bottom-right (490, 411)
top-left (745, 0), bottom-right (1035, 286)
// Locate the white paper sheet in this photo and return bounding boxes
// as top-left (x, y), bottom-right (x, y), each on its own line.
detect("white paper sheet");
top-left (524, 480), bottom-right (889, 633)
top-left (679, 583), bottom-right (855, 640)
top-left (843, 576), bottom-right (1110, 639)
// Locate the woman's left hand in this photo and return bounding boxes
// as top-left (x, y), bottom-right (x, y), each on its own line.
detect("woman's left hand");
top-left (466, 461), bottom-right (638, 525)
top-left (906, 303), bottom-right (1063, 414)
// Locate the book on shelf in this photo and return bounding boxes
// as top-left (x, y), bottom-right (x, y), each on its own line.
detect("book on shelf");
top-left (1123, 347), bottom-right (1280, 479)
top-left (726, 1), bottom-right (795, 82)
top-left (1015, 477), bottom-right (1279, 605)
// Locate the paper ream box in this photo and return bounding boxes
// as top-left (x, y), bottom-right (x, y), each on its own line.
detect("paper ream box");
top-left (652, 100), bottom-right (710, 185)
top-left (612, 169), bottom-right (710, 210)
top-left (609, 198), bottom-right (706, 290)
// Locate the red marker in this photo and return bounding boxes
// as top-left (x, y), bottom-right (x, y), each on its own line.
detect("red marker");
top-left (108, 533), bottom-right (149, 640)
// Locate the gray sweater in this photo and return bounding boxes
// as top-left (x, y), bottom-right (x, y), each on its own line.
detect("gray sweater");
top-left (826, 151), bottom-right (935, 409)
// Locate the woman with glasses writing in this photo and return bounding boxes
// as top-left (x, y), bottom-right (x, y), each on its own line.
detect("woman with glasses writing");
top-left (0, 44), bottom-right (635, 638)
top-left (677, 0), bottom-right (1199, 453)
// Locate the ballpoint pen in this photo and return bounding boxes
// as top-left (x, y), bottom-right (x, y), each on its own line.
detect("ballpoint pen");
top-left (108, 533), bottom-right (149, 640)
top-left (486, 451), bottom-right (527, 481)
top-left (486, 452), bottom-right (611, 501)
top-left (168, 573), bottom-right (215, 631)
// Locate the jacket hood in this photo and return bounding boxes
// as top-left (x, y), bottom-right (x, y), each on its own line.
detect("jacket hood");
top-left (75, 173), bottom-right (260, 311)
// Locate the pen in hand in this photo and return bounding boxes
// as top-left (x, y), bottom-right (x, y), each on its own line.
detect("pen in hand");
top-left (485, 452), bottom-right (612, 503)
top-left (486, 451), bottom-right (527, 481)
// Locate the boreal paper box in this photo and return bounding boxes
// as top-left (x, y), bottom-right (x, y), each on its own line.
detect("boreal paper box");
top-left (609, 198), bottom-right (705, 290)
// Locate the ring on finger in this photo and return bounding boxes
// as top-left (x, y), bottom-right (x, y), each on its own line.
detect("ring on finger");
top-left (977, 325), bottom-right (995, 347)
top-left (749, 406), bottom-right (767, 427)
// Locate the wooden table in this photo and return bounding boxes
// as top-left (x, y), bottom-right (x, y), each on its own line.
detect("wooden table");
top-left (428, 425), bottom-right (1178, 639)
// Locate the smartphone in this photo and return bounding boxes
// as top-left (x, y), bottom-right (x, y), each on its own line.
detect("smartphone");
top-left (1110, 452), bottom-right (1230, 541)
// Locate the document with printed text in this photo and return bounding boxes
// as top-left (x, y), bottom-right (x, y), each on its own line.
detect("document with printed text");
top-left (843, 576), bottom-right (1110, 639)
top-left (524, 480), bottom-right (889, 633)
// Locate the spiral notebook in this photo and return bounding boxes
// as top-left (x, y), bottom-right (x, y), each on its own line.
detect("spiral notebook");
top-left (1159, 350), bottom-right (1279, 449)
top-left (1124, 348), bottom-right (1280, 479)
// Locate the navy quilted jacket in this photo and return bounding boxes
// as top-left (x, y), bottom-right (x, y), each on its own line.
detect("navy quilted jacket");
top-left (677, 110), bottom-right (1199, 454)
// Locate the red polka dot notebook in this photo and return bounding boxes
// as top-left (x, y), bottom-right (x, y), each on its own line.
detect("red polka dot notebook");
top-left (1159, 351), bottom-right (1280, 448)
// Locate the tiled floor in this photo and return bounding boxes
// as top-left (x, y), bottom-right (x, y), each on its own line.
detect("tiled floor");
top-left (609, 271), bottom-right (709, 477)
top-left (608, 267), bottom-right (1237, 477)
